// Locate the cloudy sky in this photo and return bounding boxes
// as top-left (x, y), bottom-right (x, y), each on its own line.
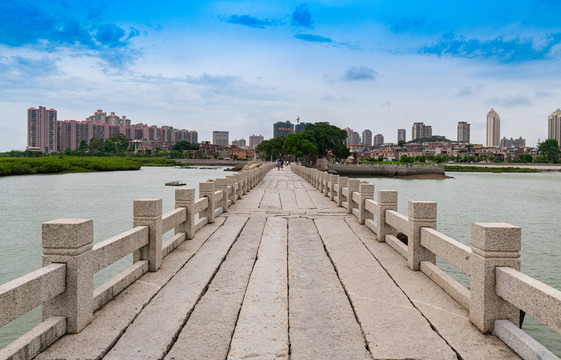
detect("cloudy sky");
top-left (1, 0), bottom-right (561, 151)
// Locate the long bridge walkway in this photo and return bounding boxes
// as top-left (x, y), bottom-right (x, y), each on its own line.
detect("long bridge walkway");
top-left (35, 167), bottom-right (518, 360)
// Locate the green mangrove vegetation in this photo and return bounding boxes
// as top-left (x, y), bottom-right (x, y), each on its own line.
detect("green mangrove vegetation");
top-left (0, 156), bottom-right (141, 176)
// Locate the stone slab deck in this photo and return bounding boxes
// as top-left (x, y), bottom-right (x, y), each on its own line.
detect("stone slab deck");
top-left (36, 166), bottom-right (519, 360)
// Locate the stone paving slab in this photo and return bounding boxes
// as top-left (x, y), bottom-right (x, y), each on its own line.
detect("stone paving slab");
top-left (234, 189), bottom-right (265, 210)
top-left (165, 216), bottom-right (267, 360)
top-left (279, 189), bottom-right (298, 211)
top-left (288, 217), bottom-right (372, 360)
top-left (104, 216), bottom-right (248, 360)
top-left (293, 189), bottom-right (315, 209)
top-left (260, 189), bottom-right (282, 209)
top-left (227, 216), bottom-right (289, 360)
top-left (316, 216), bottom-right (457, 359)
top-left (35, 217), bottom-right (225, 360)
top-left (344, 217), bottom-right (520, 360)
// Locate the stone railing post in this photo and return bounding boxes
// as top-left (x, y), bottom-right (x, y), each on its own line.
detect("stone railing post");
top-left (176, 188), bottom-right (195, 239)
top-left (133, 199), bottom-right (163, 272)
top-left (407, 201), bottom-right (437, 271)
top-left (215, 178), bottom-right (229, 212)
top-left (357, 183), bottom-right (374, 224)
top-left (324, 174), bottom-right (333, 197)
top-left (470, 223), bottom-right (521, 333)
top-left (377, 190), bottom-right (398, 242)
top-left (234, 174), bottom-right (243, 199)
top-left (346, 179), bottom-right (361, 214)
top-left (200, 182), bottom-right (216, 223)
top-left (329, 175), bottom-right (339, 201)
top-left (42, 219), bottom-right (94, 333)
top-left (337, 177), bottom-right (349, 207)
top-left (226, 175), bottom-right (238, 204)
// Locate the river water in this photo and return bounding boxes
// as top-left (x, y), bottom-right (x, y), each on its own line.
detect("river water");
top-left (0, 167), bottom-right (560, 355)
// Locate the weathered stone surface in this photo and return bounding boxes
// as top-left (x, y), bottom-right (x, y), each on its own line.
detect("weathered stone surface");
top-left (35, 218), bottom-right (225, 360)
top-left (316, 216), bottom-right (456, 359)
top-left (288, 217), bottom-right (371, 360)
top-left (165, 217), bottom-right (266, 360)
top-left (227, 216), bottom-right (289, 360)
top-left (259, 189), bottom-right (282, 209)
top-left (104, 216), bottom-right (248, 360)
top-left (344, 216), bottom-right (520, 360)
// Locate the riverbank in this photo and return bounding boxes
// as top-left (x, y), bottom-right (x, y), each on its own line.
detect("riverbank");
top-left (0, 157), bottom-right (198, 176)
top-left (443, 164), bottom-right (558, 173)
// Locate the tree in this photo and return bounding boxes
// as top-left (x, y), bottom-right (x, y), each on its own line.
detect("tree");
top-left (173, 141), bottom-right (198, 151)
top-left (282, 133), bottom-right (317, 160)
top-left (538, 139), bottom-right (560, 163)
top-left (398, 140), bottom-right (406, 147)
top-left (304, 122), bottom-right (350, 159)
top-left (78, 139), bottom-right (88, 151)
top-left (256, 136), bottom-right (286, 160)
top-left (88, 137), bottom-right (104, 154)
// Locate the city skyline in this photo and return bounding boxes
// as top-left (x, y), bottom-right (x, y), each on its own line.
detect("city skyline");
top-left (2, 1), bottom-right (561, 151)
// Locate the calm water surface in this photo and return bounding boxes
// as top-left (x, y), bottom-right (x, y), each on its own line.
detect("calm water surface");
top-left (0, 168), bottom-right (560, 355)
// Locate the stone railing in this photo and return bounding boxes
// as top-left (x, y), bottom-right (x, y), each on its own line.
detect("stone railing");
top-left (0, 163), bottom-right (275, 359)
top-left (292, 164), bottom-right (561, 359)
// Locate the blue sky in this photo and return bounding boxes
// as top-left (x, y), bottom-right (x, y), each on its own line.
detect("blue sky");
top-left (1, 0), bottom-right (561, 151)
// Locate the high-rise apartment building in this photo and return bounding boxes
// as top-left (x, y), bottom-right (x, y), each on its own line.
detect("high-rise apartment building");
top-left (231, 138), bottom-right (246, 147)
top-left (273, 121), bottom-right (294, 138)
top-left (397, 129), bottom-right (406, 143)
top-left (362, 129), bottom-right (372, 147)
top-left (373, 134), bottom-right (384, 146)
top-left (486, 109), bottom-right (500, 147)
top-left (548, 109), bottom-right (561, 146)
top-left (212, 131), bottom-right (229, 146)
top-left (27, 106), bottom-right (58, 153)
top-left (412, 122), bottom-right (431, 141)
top-left (457, 122), bottom-right (470, 143)
top-left (295, 122), bottom-right (311, 133)
top-left (249, 134), bottom-right (264, 149)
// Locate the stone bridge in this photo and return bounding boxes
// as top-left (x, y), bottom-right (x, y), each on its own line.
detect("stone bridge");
top-left (1, 164), bottom-right (560, 359)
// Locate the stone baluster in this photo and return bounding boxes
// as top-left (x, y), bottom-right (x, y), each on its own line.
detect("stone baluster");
top-left (235, 173), bottom-right (243, 198)
top-left (329, 175), bottom-right (339, 201)
top-left (376, 190), bottom-right (398, 242)
top-left (407, 201), bottom-right (437, 271)
top-left (337, 177), bottom-right (349, 207)
top-left (226, 175), bottom-right (238, 204)
top-left (346, 179), bottom-right (361, 214)
top-left (470, 223), bottom-right (521, 333)
top-left (215, 178), bottom-right (229, 212)
top-left (356, 183), bottom-right (374, 224)
top-left (175, 188), bottom-right (195, 239)
top-left (42, 219), bottom-right (94, 333)
top-left (200, 182), bottom-right (216, 223)
top-left (133, 199), bottom-right (163, 272)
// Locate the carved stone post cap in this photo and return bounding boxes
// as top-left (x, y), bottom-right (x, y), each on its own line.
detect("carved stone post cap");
top-left (378, 190), bottom-right (398, 203)
top-left (215, 178), bottom-right (228, 187)
top-left (408, 201), bottom-right (437, 220)
top-left (471, 222), bottom-right (521, 253)
top-left (133, 199), bottom-right (163, 218)
top-left (359, 183), bottom-right (374, 194)
top-left (42, 219), bottom-right (93, 250)
top-left (199, 182), bottom-right (216, 192)
top-left (175, 188), bottom-right (195, 202)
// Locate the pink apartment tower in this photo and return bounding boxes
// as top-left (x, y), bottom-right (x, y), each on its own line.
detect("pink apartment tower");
top-left (27, 106), bottom-right (57, 153)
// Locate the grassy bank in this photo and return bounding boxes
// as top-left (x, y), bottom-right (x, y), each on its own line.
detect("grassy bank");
top-left (0, 156), bottom-right (141, 176)
top-left (130, 158), bottom-right (188, 167)
top-left (444, 165), bottom-right (540, 173)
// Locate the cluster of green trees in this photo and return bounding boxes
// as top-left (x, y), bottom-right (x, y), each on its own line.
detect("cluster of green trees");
top-left (1, 136), bottom-right (201, 159)
top-left (256, 122), bottom-right (350, 161)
